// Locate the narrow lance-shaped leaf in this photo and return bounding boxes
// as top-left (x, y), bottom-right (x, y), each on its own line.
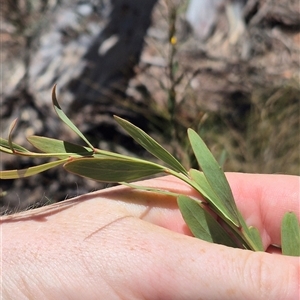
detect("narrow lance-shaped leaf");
top-left (238, 213), bottom-right (264, 251)
top-left (281, 212), bottom-right (300, 256)
top-left (248, 227), bottom-right (264, 251)
top-left (0, 158), bottom-right (69, 179)
top-left (64, 157), bottom-right (165, 183)
top-left (114, 116), bottom-right (188, 176)
top-left (121, 182), bottom-right (180, 198)
top-left (188, 129), bottom-right (239, 226)
top-left (189, 169), bottom-right (237, 224)
top-left (8, 118), bottom-right (18, 153)
top-left (0, 138), bottom-right (30, 155)
top-left (177, 195), bottom-right (238, 248)
top-left (190, 170), bottom-right (263, 251)
top-left (27, 136), bottom-right (94, 158)
top-left (1, 137), bottom-right (88, 159)
top-left (52, 85), bottom-right (94, 149)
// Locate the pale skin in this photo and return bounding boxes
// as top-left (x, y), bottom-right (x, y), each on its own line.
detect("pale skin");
top-left (1, 173), bottom-right (299, 300)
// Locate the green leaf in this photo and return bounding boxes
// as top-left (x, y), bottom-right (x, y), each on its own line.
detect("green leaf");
top-left (238, 214), bottom-right (264, 251)
top-left (27, 136), bottom-right (94, 158)
top-left (0, 120), bottom-right (31, 155)
top-left (281, 212), bottom-right (300, 256)
top-left (114, 116), bottom-right (188, 176)
top-left (218, 149), bottom-right (227, 168)
top-left (121, 182), bottom-right (180, 197)
top-left (64, 157), bottom-right (165, 182)
top-left (0, 158), bottom-right (69, 179)
top-left (8, 118), bottom-right (18, 153)
top-left (187, 173), bottom-right (264, 251)
top-left (177, 195), bottom-right (238, 247)
top-left (0, 138), bottom-right (30, 154)
top-left (248, 226), bottom-right (264, 251)
top-left (188, 129), bottom-right (239, 226)
top-left (189, 168), bottom-right (239, 226)
top-left (51, 85), bottom-right (94, 149)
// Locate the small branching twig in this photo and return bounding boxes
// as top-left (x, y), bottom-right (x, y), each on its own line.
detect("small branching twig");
top-left (0, 86), bottom-right (299, 256)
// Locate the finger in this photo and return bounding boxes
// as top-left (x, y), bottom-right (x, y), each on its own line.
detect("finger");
top-left (95, 173), bottom-right (299, 246)
top-left (5, 173), bottom-right (298, 248)
top-left (225, 173), bottom-right (299, 246)
top-left (78, 173), bottom-right (299, 247)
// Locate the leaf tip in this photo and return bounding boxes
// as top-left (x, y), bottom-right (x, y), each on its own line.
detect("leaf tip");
top-left (52, 84), bottom-right (59, 106)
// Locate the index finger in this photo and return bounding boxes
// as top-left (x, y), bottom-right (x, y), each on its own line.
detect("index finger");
top-left (117, 173), bottom-right (299, 248)
top-left (226, 172), bottom-right (299, 247)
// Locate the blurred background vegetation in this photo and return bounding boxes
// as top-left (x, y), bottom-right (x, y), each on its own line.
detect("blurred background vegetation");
top-left (1, 0), bottom-right (299, 214)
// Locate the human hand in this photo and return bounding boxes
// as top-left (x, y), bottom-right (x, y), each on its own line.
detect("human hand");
top-left (1, 173), bottom-right (299, 299)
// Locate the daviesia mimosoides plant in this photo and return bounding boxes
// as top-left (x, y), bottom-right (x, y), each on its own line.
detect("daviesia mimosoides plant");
top-left (1, 85), bottom-right (299, 256)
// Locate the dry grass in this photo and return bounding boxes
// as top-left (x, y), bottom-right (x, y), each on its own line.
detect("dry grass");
top-left (137, 0), bottom-right (300, 176)
top-left (194, 81), bottom-right (299, 175)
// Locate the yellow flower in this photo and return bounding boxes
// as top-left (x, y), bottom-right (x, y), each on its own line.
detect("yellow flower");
top-left (170, 36), bottom-right (177, 45)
